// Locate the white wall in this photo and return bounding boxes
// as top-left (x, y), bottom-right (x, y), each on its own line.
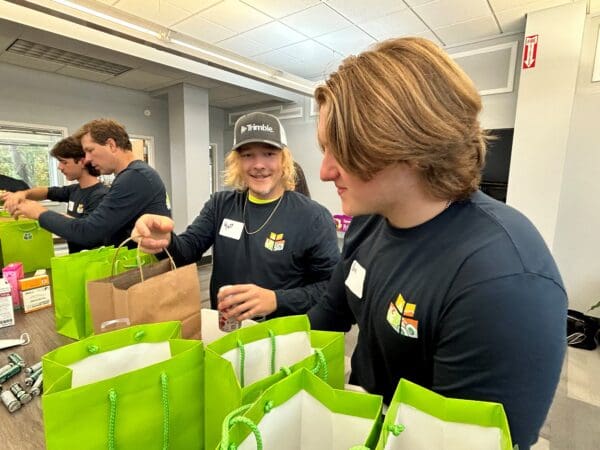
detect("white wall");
top-left (553, 14), bottom-right (600, 316)
top-left (507, 1), bottom-right (586, 247)
top-left (0, 61), bottom-right (172, 191)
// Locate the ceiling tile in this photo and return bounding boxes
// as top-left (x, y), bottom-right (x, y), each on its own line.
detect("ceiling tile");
top-left (314, 26), bottom-right (376, 56)
top-left (413, 0), bottom-right (493, 29)
top-left (166, 0), bottom-right (222, 14)
top-left (172, 15), bottom-right (236, 43)
top-left (253, 49), bottom-right (303, 74)
top-left (413, 30), bottom-right (443, 47)
top-left (240, 0), bottom-right (321, 19)
top-left (196, 0), bottom-right (273, 33)
top-left (404, 0), bottom-right (437, 6)
top-left (275, 40), bottom-right (341, 78)
top-left (113, 0), bottom-right (191, 27)
top-left (241, 21), bottom-right (306, 51)
top-left (216, 35), bottom-right (264, 57)
top-left (434, 16), bottom-right (501, 46)
top-left (488, 0), bottom-right (569, 12)
top-left (360, 8), bottom-right (428, 40)
top-left (326, 0), bottom-right (407, 23)
top-left (106, 69), bottom-right (175, 90)
top-left (495, 8), bottom-right (527, 33)
top-left (492, 0), bottom-right (573, 33)
top-left (280, 4), bottom-right (351, 38)
top-left (55, 66), bottom-right (115, 82)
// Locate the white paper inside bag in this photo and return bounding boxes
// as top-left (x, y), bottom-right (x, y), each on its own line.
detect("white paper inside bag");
top-left (221, 331), bottom-right (312, 386)
top-left (238, 391), bottom-right (374, 450)
top-left (68, 342), bottom-right (171, 388)
top-left (383, 404), bottom-right (502, 450)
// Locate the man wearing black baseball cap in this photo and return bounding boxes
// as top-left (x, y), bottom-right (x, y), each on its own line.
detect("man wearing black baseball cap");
top-left (132, 112), bottom-right (339, 322)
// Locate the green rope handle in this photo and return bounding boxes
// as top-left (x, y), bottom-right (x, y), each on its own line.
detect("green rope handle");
top-left (88, 344), bottom-right (100, 354)
top-left (388, 423), bottom-right (405, 436)
top-left (237, 339), bottom-right (246, 388)
top-left (106, 373), bottom-right (171, 450)
top-left (107, 389), bottom-right (117, 450)
top-left (220, 404), bottom-right (263, 450)
top-left (268, 330), bottom-right (276, 375)
top-left (311, 348), bottom-right (328, 382)
top-left (160, 372), bottom-right (170, 450)
top-left (280, 366), bottom-right (291, 377)
top-left (134, 330), bottom-right (145, 341)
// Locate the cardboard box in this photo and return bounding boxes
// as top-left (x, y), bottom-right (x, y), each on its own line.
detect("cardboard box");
top-left (18, 272), bottom-right (52, 313)
top-left (2, 262), bottom-right (23, 309)
top-left (0, 278), bottom-right (15, 327)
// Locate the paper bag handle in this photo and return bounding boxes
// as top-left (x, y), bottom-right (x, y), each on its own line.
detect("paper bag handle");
top-left (112, 237), bottom-right (176, 281)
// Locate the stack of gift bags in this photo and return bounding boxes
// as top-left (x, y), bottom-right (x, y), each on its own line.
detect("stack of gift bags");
top-left (40, 314), bottom-right (513, 450)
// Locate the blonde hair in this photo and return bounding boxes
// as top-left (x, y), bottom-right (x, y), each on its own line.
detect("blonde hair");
top-left (224, 146), bottom-right (296, 191)
top-left (315, 37), bottom-right (486, 200)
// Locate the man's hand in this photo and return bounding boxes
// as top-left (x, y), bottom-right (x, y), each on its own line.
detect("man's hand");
top-left (2, 191), bottom-right (26, 211)
top-left (11, 200), bottom-right (47, 220)
top-left (217, 284), bottom-right (277, 322)
top-left (131, 214), bottom-right (174, 253)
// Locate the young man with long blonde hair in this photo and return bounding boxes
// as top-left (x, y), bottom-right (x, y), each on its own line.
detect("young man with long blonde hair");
top-left (133, 112), bottom-right (339, 320)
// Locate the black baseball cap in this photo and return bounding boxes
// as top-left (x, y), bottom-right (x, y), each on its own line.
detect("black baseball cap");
top-left (232, 112), bottom-right (287, 151)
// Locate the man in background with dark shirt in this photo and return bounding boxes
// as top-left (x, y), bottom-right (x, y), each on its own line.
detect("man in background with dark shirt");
top-left (7, 119), bottom-right (170, 249)
top-left (0, 174), bottom-right (29, 193)
top-left (2, 136), bottom-right (108, 253)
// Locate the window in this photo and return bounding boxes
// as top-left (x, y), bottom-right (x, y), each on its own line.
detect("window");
top-left (0, 122), bottom-right (66, 187)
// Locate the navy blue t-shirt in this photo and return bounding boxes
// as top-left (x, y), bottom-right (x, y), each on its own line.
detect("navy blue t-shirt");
top-left (309, 191), bottom-right (567, 450)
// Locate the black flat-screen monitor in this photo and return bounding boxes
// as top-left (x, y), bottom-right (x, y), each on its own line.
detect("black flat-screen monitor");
top-left (482, 128), bottom-right (513, 183)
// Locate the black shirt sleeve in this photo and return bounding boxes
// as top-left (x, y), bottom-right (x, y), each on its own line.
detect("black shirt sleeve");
top-left (39, 169), bottom-right (158, 247)
top-left (273, 208), bottom-right (340, 316)
top-left (47, 185), bottom-right (74, 203)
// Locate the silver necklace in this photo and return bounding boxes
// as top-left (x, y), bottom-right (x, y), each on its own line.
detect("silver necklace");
top-left (243, 192), bottom-right (284, 235)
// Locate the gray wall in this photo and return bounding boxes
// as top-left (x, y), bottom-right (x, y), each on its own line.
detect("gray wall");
top-left (0, 61), bottom-right (172, 192)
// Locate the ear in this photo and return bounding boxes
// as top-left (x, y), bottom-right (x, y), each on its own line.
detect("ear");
top-left (106, 137), bottom-right (118, 152)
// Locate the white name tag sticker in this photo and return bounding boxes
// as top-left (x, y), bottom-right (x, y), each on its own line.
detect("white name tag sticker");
top-left (67, 201), bottom-right (75, 212)
top-left (345, 260), bottom-right (366, 299)
top-left (219, 218), bottom-right (244, 240)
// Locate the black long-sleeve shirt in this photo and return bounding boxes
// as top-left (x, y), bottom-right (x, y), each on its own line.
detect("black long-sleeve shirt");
top-left (39, 160), bottom-right (170, 248)
top-left (168, 190), bottom-right (340, 316)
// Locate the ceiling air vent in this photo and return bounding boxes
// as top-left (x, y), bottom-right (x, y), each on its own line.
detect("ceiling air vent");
top-left (6, 39), bottom-right (132, 76)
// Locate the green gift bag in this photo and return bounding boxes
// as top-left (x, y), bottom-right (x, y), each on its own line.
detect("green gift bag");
top-left (374, 379), bottom-right (513, 450)
top-left (0, 218), bottom-right (54, 272)
top-left (204, 315), bottom-right (345, 450)
top-left (42, 321), bottom-right (204, 450)
top-left (219, 368), bottom-right (382, 450)
top-left (51, 247), bottom-right (156, 339)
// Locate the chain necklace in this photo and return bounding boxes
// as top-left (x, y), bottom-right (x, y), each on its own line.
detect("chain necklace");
top-left (243, 192), bottom-right (284, 235)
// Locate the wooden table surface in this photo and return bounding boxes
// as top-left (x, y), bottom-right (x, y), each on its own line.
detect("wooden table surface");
top-left (0, 306), bottom-right (73, 450)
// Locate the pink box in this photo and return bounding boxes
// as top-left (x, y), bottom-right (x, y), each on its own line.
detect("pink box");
top-left (333, 214), bottom-right (352, 233)
top-left (2, 262), bottom-right (24, 309)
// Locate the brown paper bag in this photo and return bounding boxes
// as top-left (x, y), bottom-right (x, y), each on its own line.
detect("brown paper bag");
top-left (86, 259), bottom-right (202, 339)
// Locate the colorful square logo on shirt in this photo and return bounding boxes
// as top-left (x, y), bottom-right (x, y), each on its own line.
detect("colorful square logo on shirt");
top-left (264, 232), bottom-right (285, 251)
top-left (387, 293), bottom-right (419, 338)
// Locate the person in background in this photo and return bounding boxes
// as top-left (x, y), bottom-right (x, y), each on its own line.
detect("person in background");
top-left (132, 112), bottom-right (339, 321)
top-left (2, 136), bottom-right (108, 253)
top-left (6, 118), bottom-right (170, 249)
top-left (0, 174), bottom-right (29, 193)
top-left (293, 161), bottom-right (311, 198)
top-left (308, 37), bottom-right (566, 450)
